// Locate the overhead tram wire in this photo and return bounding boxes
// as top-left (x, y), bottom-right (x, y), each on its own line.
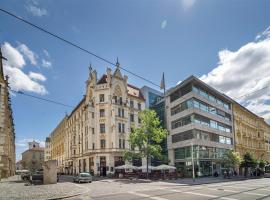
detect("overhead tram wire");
top-left (234, 85), bottom-right (270, 100)
top-left (0, 7), bottom-right (160, 88)
top-left (10, 89), bottom-right (73, 108)
top-left (2, 8), bottom-right (270, 108)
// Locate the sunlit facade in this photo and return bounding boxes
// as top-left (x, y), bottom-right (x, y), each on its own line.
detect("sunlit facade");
top-left (0, 49), bottom-right (15, 179)
top-left (47, 61), bottom-right (145, 175)
top-left (233, 102), bottom-right (270, 162)
top-left (166, 76), bottom-right (234, 177)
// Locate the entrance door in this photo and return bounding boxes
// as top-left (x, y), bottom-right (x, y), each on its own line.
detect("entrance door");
top-left (100, 156), bottom-right (106, 176)
top-left (102, 167), bottom-right (107, 176)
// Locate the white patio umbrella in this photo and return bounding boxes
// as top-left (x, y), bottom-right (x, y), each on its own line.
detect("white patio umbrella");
top-left (115, 164), bottom-right (138, 170)
top-left (154, 164), bottom-right (176, 171)
top-left (138, 165), bottom-right (157, 170)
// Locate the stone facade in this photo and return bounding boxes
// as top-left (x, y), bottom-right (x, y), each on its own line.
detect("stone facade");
top-left (48, 61), bottom-right (145, 175)
top-left (50, 117), bottom-right (67, 172)
top-left (21, 141), bottom-right (44, 171)
top-left (0, 48), bottom-right (15, 179)
top-left (233, 102), bottom-right (270, 161)
top-left (45, 137), bottom-right (51, 161)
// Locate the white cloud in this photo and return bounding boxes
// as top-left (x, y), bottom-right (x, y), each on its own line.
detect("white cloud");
top-left (41, 59), bottom-right (52, 68)
top-left (181, 0), bottom-right (196, 10)
top-left (26, 5), bottom-right (47, 17)
top-left (4, 65), bottom-right (47, 95)
top-left (29, 71), bottom-right (46, 82)
top-left (1, 42), bottom-right (25, 68)
top-left (161, 20), bottom-right (167, 29)
top-left (201, 27), bottom-right (270, 122)
top-left (17, 43), bottom-right (38, 65)
top-left (256, 26), bottom-right (270, 41)
top-left (1, 42), bottom-right (47, 95)
top-left (43, 49), bottom-right (50, 58)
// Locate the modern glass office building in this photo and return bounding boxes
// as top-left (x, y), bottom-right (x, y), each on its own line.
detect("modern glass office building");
top-left (141, 86), bottom-right (167, 165)
top-left (166, 76), bottom-right (234, 177)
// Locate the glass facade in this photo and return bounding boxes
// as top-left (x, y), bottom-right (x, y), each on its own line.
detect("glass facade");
top-left (171, 129), bottom-right (232, 145)
top-left (174, 146), bottom-right (228, 160)
top-left (171, 114), bottom-right (231, 133)
top-left (174, 146), bottom-right (228, 177)
top-left (171, 98), bottom-right (231, 122)
top-left (192, 85), bottom-right (230, 110)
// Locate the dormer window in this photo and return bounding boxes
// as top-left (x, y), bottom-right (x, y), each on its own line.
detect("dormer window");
top-left (99, 94), bottom-right (105, 102)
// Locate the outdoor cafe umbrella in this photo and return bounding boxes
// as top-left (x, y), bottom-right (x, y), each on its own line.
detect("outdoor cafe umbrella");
top-left (115, 164), bottom-right (138, 170)
top-left (154, 164), bottom-right (176, 171)
top-left (138, 165), bottom-right (157, 171)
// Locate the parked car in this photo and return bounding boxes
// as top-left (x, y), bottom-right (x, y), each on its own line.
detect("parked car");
top-left (21, 170), bottom-right (30, 181)
top-left (31, 170), bottom-right (44, 183)
top-left (73, 172), bottom-right (92, 183)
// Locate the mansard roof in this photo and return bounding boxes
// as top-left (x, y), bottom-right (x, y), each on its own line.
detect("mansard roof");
top-left (97, 74), bottom-right (108, 84)
top-left (127, 84), bottom-right (145, 101)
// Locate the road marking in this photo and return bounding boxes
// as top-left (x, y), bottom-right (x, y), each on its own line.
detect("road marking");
top-left (244, 192), bottom-right (266, 196)
top-left (220, 197), bottom-right (239, 200)
top-left (259, 188), bottom-right (270, 191)
top-left (168, 189), bottom-right (182, 193)
top-left (223, 185), bottom-right (255, 189)
top-left (183, 191), bottom-right (238, 200)
top-left (184, 191), bottom-right (217, 197)
top-left (128, 191), bottom-right (168, 200)
top-left (208, 188), bottom-right (238, 193)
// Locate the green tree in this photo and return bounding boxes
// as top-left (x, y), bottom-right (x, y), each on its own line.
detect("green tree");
top-left (124, 109), bottom-right (168, 178)
top-left (217, 150), bottom-right (242, 170)
top-left (258, 159), bottom-right (266, 169)
top-left (241, 152), bottom-right (257, 177)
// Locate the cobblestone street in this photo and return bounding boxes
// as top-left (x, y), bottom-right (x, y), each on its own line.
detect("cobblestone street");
top-left (1, 176), bottom-right (270, 200)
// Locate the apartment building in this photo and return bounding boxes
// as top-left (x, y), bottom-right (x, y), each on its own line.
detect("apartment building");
top-left (50, 117), bottom-right (67, 173)
top-left (166, 76), bottom-right (234, 177)
top-left (0, 48), bottom-right (15, 179)
top-left (45, 137), bottom-right (51, 161)
top-left (48, 61), bottom-right (145, 176)
top-left (232, 103), bottom-right (269, 160)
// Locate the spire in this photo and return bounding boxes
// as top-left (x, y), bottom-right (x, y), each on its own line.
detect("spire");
top-left (113, 57), bottom-right (123, 79)
top-left (88, 62), bottom-right (92, 74)
top-left (116, 57), bottom-right (120, 68)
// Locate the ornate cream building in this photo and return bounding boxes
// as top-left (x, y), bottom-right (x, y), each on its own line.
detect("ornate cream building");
top-left (0, 48), bottom-right (15, 179)
top-left (46, 61), bottom-right (145, 175)
top-left (50, 117), bottom-right (67, 172)
top-left (233, 102), bottom-right (270, 161)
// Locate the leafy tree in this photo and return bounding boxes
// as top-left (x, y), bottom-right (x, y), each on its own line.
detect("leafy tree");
top-left (124, 109), bottom-right (168, 178)
top-left (258, 159), bottom-right (266, 169)
top-left (217, 150), bottom-right (242, 169)
top-left (241, 152), bottom-right (257, 177)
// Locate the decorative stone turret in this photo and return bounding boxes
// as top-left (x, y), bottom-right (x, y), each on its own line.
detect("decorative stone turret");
top-left (106, 68), bottom-right (112, 84)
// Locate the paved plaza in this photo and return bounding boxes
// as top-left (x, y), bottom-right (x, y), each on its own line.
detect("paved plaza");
top-left (1, 176), bottom-right (270, 200)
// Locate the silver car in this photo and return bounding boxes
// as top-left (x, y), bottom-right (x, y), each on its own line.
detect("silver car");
top-left (73, 172), bottom-right (92, 183)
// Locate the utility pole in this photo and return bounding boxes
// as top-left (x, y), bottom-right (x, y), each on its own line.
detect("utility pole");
top-left (191, 142), bottom-right (195, 182)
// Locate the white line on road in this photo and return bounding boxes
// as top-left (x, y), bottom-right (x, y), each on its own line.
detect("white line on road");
top-left (184, 191), bottom-right (217, 197)
top-left (222, 185), bottom-right (255, 189)
top-left (168, 189), bottom-right (182, 193)
top-left (128, 191), bottom-right (168, 200)
top-left (208, 188), bottom-right (238, 193)
top-left (244, 192), bottom-right (266, 196)
top-left (258, 188), bottom-right (270, 191)
top-left (183, 191), bottom-right (238, 200)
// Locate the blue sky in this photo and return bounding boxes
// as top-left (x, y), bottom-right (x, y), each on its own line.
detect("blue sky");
top-left (1, 0), bottom-right (270, 160)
